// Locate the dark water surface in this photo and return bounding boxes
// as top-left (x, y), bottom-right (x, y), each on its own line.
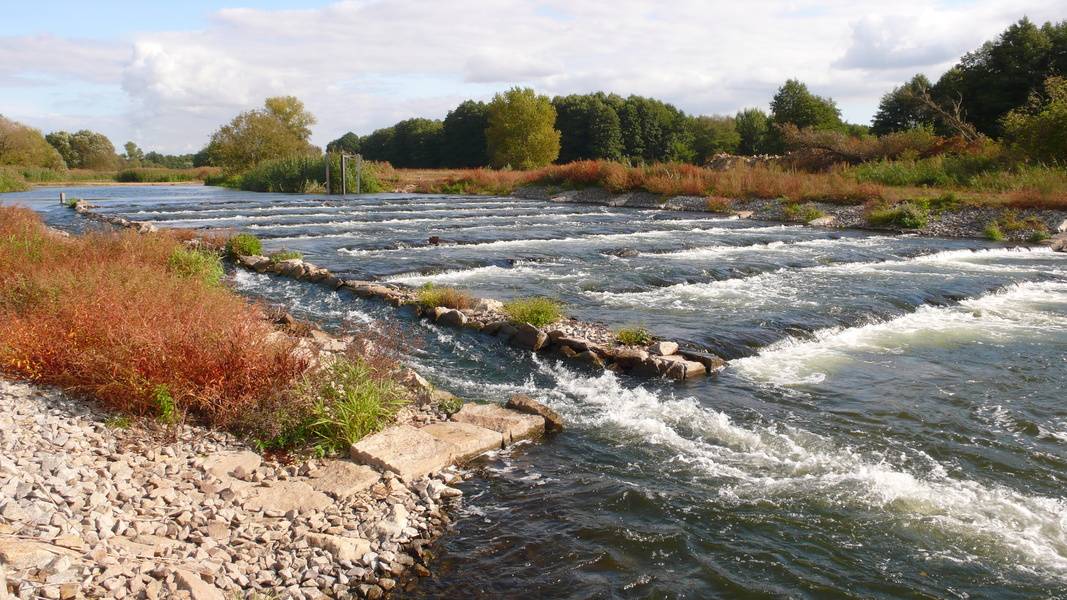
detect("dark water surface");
top-left (6, 187), bottom-right (1067, 599)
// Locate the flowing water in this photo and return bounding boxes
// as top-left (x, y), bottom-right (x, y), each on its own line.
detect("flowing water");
top-left (6, 187), bottom-right (1067, 599)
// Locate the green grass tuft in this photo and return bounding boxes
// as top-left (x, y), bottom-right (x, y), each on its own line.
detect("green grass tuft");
top-left (984, 221), bottom-right (1006, 241)
top-left (615, 327), bottom-right (652, 346)
top-left (268, 250), bottom-right (303, 263)
top-left (225, 233), bottom-right (262, 258)
top-left (167, 247), bottom-right (223, 287)
top-left (866, 202), bottom-right (928, 229)
top-left (416, 283), bottom-right (475, 310)
top-left (503, 297), bottom-right (563, 327)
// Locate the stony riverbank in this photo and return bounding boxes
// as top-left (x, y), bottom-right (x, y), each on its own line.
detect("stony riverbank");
top-left (514, 185), bottom-right (1067, 245)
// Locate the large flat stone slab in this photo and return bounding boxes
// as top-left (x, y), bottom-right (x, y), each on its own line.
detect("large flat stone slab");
top-left (0, 540), bottom-right (80, 571)
top-left (201, 451), bottom-right (261, 479)
top-left (452, 403), bottom-right (545, 444)
top-left (349, 425), bottom-right (457, 481)
top-left (242, 480), bottom-right (331, 513)
top-left (308, 461), bottom-right (381, 498)
top-left (420, 422), bottom-right (503, 462)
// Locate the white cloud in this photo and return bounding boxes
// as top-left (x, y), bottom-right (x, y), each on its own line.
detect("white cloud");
top-left (0, 0), bottom-right (1060, 152)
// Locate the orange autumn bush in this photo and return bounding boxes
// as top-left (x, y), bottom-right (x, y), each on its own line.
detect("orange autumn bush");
top-left (0, 207), bottom-right (306, 427)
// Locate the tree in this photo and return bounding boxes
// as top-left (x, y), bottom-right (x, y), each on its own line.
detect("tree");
top-left (768, 80), bottom-right (843, 153)
top-left (390, 118), bottom-right (444, 168)
top-left (441, 100), bottom-right (489, 167)
top-left (735, 108), bottom-right (770, 155)
top-left (871, 74), bottom-right (937, 136)
top-left (206, 98), bottom-right (317, 174)
top-left (360, 127), bottom-right (396, 164)
top-left (552, 94), bottom-right (623, 163)
top-left (1002, 76), bottom-right (1067, 164)
top-left (770, 79), bottom-right (842, 131)
top-left (932, 18), bottom-right (1066, 136)
top-left (263, 96), bottom-right (316, 142)
top-left (485, 87), bottom-right (560, 169)
top-left (45, 130), bottom-right (119, 170)
top-left (690, 115), bottom-right (740, 162)
top-left (326, 132), bottom-right (361, 155)
top-left (0, 116), bottom-right (65, 169)
top-left (123, 141), bottom-right (144, 165)
top-left (617, 95), bottom-right (692, 163)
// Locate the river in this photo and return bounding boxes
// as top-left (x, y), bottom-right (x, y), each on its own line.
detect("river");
top-left (5, 186), bottom-right (1066, 599)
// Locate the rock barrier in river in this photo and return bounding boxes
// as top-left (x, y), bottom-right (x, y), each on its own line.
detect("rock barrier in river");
top-left (67, 199), bottom-right (729, 381)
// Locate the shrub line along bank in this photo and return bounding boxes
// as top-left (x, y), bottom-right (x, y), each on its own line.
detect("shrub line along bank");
top-left (67, 200), bottom-right (727, 381)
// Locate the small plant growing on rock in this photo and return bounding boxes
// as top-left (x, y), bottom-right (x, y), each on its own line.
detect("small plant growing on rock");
top-left (416, 283), bottom-right (475, 310)
top-left (300, 357), bottom-right (410, 455)
top-left (268, 249), bottom-right (303, 263)
top-left (984, 221), bottom-right (1006, 241)
top-left (866, 202), bottom-right (928, 229)
top-left (503, 297), bottom-right (563, 327)
top-left (167, 247), bottom-right (223, 287)
top-left (225, 233), bottom-right (262, 257)
top-left (615, 327), bottom-right (652, 346)
top-left (437, 393), bottom-right (464, 415)
top-left (782, 202), bottom-right (826, 223)
top-left (1029, 230), bottom-right (1051, 243)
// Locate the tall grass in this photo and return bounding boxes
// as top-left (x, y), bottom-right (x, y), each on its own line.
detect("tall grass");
top-left (230, 155), bottom-right (385, 194)
top-left (115, 167), bottom-right (220, 183)
top-left (416, 283), bottom-right (476, 310)
top-left (0, 207), bottom-right (306, 427)
top-left (0, 167), bottom-right (30, 192)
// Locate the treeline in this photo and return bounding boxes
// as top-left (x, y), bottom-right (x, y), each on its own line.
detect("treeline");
top-left (0, 115), bottom-right (207, 172)
top-left (327, 17), bottom-right (1065, 170)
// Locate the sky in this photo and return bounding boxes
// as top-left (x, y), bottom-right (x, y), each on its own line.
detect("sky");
top-left (1, 0), bottom-right (1062, 153)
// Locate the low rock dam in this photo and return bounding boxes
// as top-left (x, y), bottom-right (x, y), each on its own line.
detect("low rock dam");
top-left (4, 185), bottom-right (1067, 598)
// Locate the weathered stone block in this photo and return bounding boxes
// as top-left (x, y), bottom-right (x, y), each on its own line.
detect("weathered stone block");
top-left (242, 480), bottom-right (331, 513)
top-left (509, 323), bottom-right (548, 351)
top-left (678, 350), bottom-right (726, 373)
top-left (420, 422), bottom-right (503, 462)
top-left (201, 451), bottom-right (261, 480)
top-left (308, 461), bottom-right (381, 498)
top-left (350, 425), bottom-right (458, 480)
top-left (649, 341), bottom-right (678, 356)
top-left (506, 394), bottom-right (564, 431)
top-left (436, 309), bottom-right (467, 327)
top-left (307, 533), bottom-right (371, 562)
top-left (452, 403), bottom-right (544, 443)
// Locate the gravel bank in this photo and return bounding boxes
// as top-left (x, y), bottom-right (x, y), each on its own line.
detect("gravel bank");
top-left (0, 379), bottom-right (464, 599)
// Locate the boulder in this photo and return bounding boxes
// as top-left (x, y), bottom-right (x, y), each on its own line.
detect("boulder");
top-left (242, 480), bottom-right (331, 513)
top-left (572, 350), bottom-right (605, 369)
top-left (612, 347), bottom-right (649, 369)
top-left (1051, 233), bottom-right (1067, 253)
top-left (733, 210), bottom-right (754, 219)
top-left (506, 394), bottom-right (564, 431)
top-left (273, 259), bottom-right (306, 278)
top-left (1058, 219), bottom-right (1067, 233)
top-left (555, 335), bottom-right (595, 352)
top-left (307, 533), bottom-right (371, 563)
top-left (495, 323), bottom-right (518, 342)
top-left (175, 570), bottom-right (225, 600)
top-left (807, 215), bottom-right (835, 227)
top-left (308, 461), bottom-right (381, 498)
top-left (666, 359), bottom-right (707, 380)
top-left (303, 265), bottom-right (330, 282)
top-left (481, 321), bottom-right (505, 336)
top-left (236, 255), bottom-right (270, 272)
top-left (509, 323), bottom-right (548, 351)
top-left (342, 281), bottom-right (394, 299)
top-left (350, 425), bottom-right (457, 480)
top-left (436, 309), bottom-right (467, 327)
top-left (649, 341), bottom-right (678, 356)
top-left (136, 222), bottom-right (158, 234)
top-left (558, 345), bottom-right (578, 358)
top-left (678, 350), bottom-right (726, 373)
top-left (452, 403), bottom-right (545, 443)
top-left (420, 422), bottom-right (503, 461)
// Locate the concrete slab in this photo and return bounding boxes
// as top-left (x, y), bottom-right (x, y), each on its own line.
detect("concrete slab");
top-left (421, 422), bottom-right (503, 462)
top-left (452, 403), bottom-right (545, 443)
top-left (308, 461), bottom-right (381, 499)
top-left (242, 480), bottom-right (331, 513)
top-left (349, 425), bottom-right (457, 481)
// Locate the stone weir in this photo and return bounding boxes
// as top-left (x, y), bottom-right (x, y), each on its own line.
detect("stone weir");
top-left (67, 199), bottom-right (728, 381)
